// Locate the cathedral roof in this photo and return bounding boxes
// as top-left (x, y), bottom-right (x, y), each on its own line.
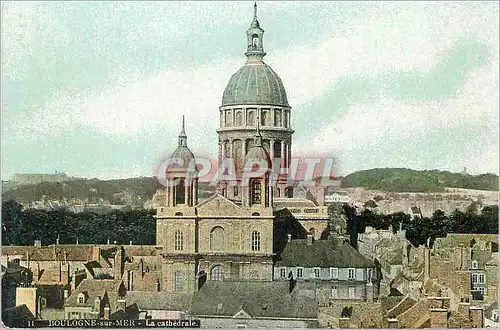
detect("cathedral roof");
top-left (222, 62), bottom-right (289, 107)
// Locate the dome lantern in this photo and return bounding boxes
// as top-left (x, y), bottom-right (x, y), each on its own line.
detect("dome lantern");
top-left (245, 2), bottom-right (266, 62)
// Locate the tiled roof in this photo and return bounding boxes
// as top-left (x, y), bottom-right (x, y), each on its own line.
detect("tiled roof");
top-left (65, 279), bottom-right (125, 311)
top-left (192, 281), bottom-right (317, 319)
top-left (276, 239), bottom-right (374, 268)
top-left (125, 291), bottom-right (192, 311)
top-left (2, 245), bottom-right (96, 261)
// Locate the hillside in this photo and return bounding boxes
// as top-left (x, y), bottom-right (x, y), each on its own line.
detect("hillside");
top-left (1, 177), bottom-right (216, 205)
top-left (340, 168), bottom-right (498, 192)
top-left (2, 168), bottom-right (497, 204)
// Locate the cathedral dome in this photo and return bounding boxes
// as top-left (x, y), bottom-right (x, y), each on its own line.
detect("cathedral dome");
top-left (221, 62), bottom-right (289, 107)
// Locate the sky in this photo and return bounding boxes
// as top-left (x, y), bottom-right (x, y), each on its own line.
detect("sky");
top-left (2, 1), bottom-right (499, 180)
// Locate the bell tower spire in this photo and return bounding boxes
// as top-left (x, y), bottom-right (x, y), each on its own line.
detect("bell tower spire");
top-left (245, 2), bottom-right (266, 62)
top-left (178, 115), bottom-right (187, 147)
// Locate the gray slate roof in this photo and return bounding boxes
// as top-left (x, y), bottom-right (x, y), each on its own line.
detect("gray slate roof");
top-left (222, 62), bottom-right (289, 107)
top-left (192, 281), bottom-right (317, 319)
top-left (276, 239), bottom-right (374, 268)
top-left (125, 291), bottom-right (192, 311)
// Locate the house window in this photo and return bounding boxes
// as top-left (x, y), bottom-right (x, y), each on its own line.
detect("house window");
top-left (237, 325), bottom-right (246, 329)
top-left (210, 226), bottom-right (225, 251)
top-left (471, 260), bottom-right (478, 269)
top-left (348, 286), bottom-right (355, 299)
top-left (77, 294), bottom-right (85, 304)
top-left (234, 186), bottom-right (239, 197)
top-left (330, 268), bottom-right (338, 279)
top-left (279, 267), bottom-right (287, 278)
top-left (331, 286), bottom-right (338, 298)
top-left (174, 230), bottom-right (183, 251)
top-left (210, 265), bottom-right (223, 281)
top-left (313, 268), bottom-right (320, 279)
top-left (70, 311), bottom-right (80, 319)
top-left (478, 274), bottom-right (485, 284)
top-left (174, 272), bottom-right (183, 292)
top-left (251, 231), bottom-right (261, 251)
top-left (472, 273), bottom-right (478, 283)
top-left (296, 267), bottom-right (304, 279)
top-left (348, 268), bottom-right (355, 280)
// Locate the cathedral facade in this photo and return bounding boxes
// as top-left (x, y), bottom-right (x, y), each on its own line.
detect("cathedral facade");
top-left (156, 4), bottom-right (287, 293)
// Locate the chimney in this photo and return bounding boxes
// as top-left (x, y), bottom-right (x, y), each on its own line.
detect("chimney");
top-left (129, 240), bottom-right (132, 246)
top-left (107, 238), bottom-right (110, 245)
top-left (103, 304), bottom-right (110, 320)
top-left (458, 302), bottom-right (470, 316)
top-left (287, 234), bottom-right (292, 242)
top-left (63, 289), bottom-right (69, 300)
top-left (306, 234), bottom-right (313, 245)
top-left (92, 246), bottom-right (101, 262)
top-left (430, 308), bottom-right (448, 328)
top-left (469, 306), bottom-right (484, 328)
top-left (34, 240), bottom-right (41, 247)
top-left (388, 318), bottom-right (399, 328)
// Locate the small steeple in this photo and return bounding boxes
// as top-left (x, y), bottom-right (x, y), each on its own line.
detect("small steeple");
top-left (178, 115), bottom-right (187, 147)
top-left (245, 2), bottom-right (266, 62)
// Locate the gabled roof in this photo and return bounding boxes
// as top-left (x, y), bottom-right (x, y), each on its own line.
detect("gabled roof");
top-left (276, 239), bottom-right (374, 268)
top-left (192, 281), bottom-right (317, 319)
top-left (65, 279), bottom-right (125, 310)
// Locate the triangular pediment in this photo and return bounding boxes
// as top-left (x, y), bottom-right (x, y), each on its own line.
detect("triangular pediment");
top-left (195, 194), bottom-right (240, 215)
top-left (232, 308), bottom-right (252, 319)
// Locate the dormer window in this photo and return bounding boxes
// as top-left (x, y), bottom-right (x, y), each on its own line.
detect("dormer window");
top-left (471, 260), bottom-right (478, 269)
top-left (77, 293), bottom-right (85, 304)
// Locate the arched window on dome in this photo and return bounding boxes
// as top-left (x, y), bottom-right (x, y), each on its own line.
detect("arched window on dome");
top-left (261, 110), bottom-right (269, 126)
top-left (225, 111), bottom-right (232, 127)
top-left (283, 110), bottom-right (289, 128)
top-left (251, 231), bottom-right (261, 251)
top-left (274, 109), bottom-right (282, 126)
top-left (247, 111), bottom-right (256, 127)
top-left (235, 111), bottom-right (242, 126)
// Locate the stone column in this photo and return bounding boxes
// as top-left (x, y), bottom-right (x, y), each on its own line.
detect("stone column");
top-left (270, 139), bottom-right (275, 160)
top-left (229, 139), bottom-right (233, 159)
top-left (243, 108), bottom-right (247, 126)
